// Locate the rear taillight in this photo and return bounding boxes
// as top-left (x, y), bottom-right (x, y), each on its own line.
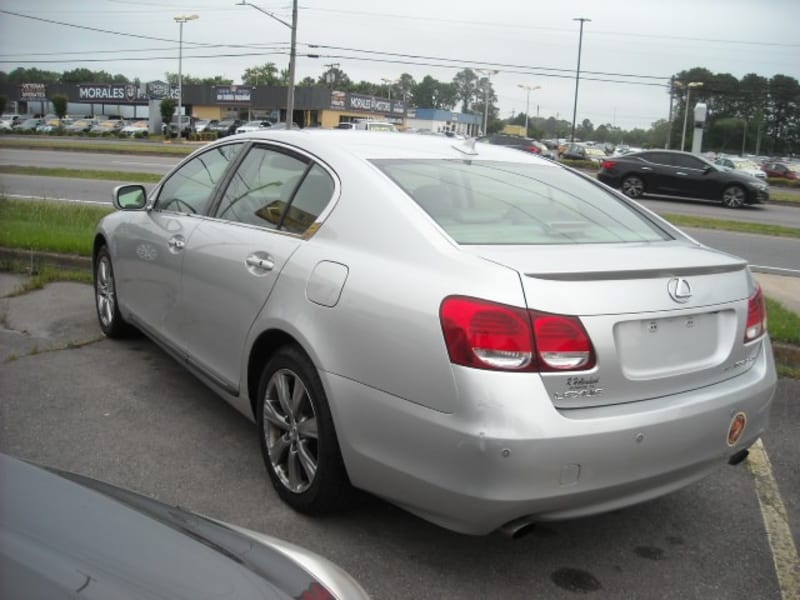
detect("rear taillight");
top-left (440, 297), bottom-right (534, 370)
top-left (531, 311), bottom-right (596, 371)
top-left (528, 146), bottom-right (541, 153)
top-left (600, 160), bottom-right (617, 170)
top-left (439, 296), bottom-right (596, 372)
top-left (744, 284), bottom-right (767, 342)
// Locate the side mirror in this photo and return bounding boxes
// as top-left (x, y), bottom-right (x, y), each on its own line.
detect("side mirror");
top-left (113, 184), bottom-right (148, 210)
top-left (703, 165), bottom-right (713, 174)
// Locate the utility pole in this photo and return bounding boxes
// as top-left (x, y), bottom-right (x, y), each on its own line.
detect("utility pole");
top-left (570, 17), bottom-right (591, 143)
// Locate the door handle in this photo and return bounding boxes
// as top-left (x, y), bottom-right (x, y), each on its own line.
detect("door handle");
top-left (676, 171), bottom-right (687, 176)
top-left (641, 167), bottom-right (652, 171)
top-left (246, 254), bottom-right (274, 272)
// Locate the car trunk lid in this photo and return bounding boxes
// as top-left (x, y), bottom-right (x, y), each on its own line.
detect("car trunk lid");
top-left (462, 241), bottom-right (760, 408)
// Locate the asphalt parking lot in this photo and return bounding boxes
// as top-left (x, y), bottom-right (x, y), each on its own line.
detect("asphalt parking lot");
top-left (1, 274), bottom-right (798, 599)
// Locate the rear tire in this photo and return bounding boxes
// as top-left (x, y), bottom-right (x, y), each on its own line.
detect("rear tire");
top-left (94, 246), bottom-right (134, 338)
top-left (257, 345), bottom-right (352, 515)
top-left (621, 175), bottom-right (645, 198)
top-left (722, 185), bottom-right (746, 208)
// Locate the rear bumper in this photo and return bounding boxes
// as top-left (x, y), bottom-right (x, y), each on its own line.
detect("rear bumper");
top-left (324, 338), bottom-right (777, 535)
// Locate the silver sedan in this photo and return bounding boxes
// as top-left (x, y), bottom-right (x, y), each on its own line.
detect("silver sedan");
top-left (93, 130), bottom-right (777, 535)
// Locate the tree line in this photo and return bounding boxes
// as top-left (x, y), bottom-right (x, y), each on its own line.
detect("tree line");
top-left (1, 64), bottom-right (797, 154)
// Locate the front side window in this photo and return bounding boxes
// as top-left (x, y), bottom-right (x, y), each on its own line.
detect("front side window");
top-left (155, 143), bottom-right (244, 215)
top-left (375, 159), bottom-right (670, 245)
top-left (671, 154), bottom-right (707, 170)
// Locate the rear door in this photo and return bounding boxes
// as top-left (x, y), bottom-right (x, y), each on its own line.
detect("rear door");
top-left (178, 144), bottom-right (338, 393)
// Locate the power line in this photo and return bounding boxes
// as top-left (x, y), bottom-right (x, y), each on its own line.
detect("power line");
top-left (303, 7), bottom-right (800, 48)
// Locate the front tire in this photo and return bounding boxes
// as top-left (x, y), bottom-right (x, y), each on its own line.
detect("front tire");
top-left (722, 185), bottom-right (746, 208)
top-left (94, 246), bottom-right (134, 338)
top-left (621, 175), bottom-right (645, 198)
top-left (257, 345), bottom-right (352, 515)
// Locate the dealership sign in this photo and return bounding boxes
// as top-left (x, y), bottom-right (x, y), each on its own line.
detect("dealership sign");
top-left (78, 84), bottom-right (149, 102)
top-left (20, 83), bottom-right (47, 100)
top-left (215, 86), bottom-right (253, 104)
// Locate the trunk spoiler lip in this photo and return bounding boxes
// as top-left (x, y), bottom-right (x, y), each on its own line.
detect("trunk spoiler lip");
top-left (524, 263), bottom-right (747, 281)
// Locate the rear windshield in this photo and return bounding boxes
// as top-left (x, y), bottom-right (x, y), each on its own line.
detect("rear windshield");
top-left (374, 160), bottom-right (670, 245)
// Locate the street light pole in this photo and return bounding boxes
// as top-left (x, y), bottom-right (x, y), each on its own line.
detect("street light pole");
top-left (476, 69), bottom-right (498, 135)
top-left (570, 17), bottom-right (591, 143)
top-left (517, 84), bottom-right (540, 135)
top-left (680, 81), bottom-right (703, 152)
top-left (174, 14), bottom-right (198, 137)
top-left (237, 0), bottom-right (297, 127)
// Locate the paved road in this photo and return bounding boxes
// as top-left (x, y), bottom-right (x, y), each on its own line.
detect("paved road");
top-left (0, 276), bottom-right (797, 600)
top-left (2, 145), bottom-right (800, 229)
top-left (0, 147), bottom-right (178, 174)
top-left (687, 228), bottom-right (800, 275)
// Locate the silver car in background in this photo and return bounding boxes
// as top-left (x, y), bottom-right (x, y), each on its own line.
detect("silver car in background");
top-left (93, 131), bottom-right (777, 535)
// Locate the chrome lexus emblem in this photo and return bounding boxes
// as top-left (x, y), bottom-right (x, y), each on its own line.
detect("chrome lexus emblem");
top-left (667, 277), bottom-right (692, 303)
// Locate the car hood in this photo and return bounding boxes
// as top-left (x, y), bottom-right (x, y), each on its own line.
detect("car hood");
top-left (0, 454), bottom-right (369, 600)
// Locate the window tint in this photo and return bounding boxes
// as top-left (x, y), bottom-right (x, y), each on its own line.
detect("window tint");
top-left (671, 154), bottom-right (706, 169)
top-left (216, 146), bottom-right (309, 229)
top-left (375, 160), bottom-right (670, 245)
top-left (640, 152), bottom-right (672, 166)
top-left (156, 143), bottom-right (243, 214)
top-left (280, 164), bottom-right (335, 234)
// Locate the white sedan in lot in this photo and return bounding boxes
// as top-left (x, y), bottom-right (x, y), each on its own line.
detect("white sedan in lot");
top-left (93, 130), bottom-right (777, 535)
top-left (235, 119), bottom-right (273, 134)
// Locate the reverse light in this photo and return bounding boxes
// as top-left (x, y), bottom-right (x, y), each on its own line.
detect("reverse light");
top-left (744, 284), bottom-right (767, 342)
top-left (440, 297), bottom-right (596, 372)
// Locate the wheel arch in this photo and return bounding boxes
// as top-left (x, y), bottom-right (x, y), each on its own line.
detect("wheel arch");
top-left (92, 233), bottom-right (109, 269)
top-left (247, 328), bottom-right (311, 418)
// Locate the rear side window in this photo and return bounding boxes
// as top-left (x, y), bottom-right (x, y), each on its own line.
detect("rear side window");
top-left (374, 160), bottom-right (670, 245)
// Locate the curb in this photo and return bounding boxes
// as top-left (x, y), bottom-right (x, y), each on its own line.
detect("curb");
top-left (0, 247), bottom-right (92, 272)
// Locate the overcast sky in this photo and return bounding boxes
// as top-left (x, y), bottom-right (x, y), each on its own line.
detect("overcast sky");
top-left (1, 0), bottom-right (798, 129)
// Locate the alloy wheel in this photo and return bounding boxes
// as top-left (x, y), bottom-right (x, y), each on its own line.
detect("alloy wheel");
top-left (262, 368), bottom-right (319, 493)
top-left (95, 255), bottom-right (116, 329)
top-left (722, 186), bottom-right (745, 208)
top-left (622, 176), bottom-right (644, 198)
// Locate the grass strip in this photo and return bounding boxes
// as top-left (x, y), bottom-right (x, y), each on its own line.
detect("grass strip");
top-left (0, 198), bottom-right (113, 256)
top-left (769, 190), bottom-right (800, 203)
top-left (766, 298), bottom-right (800, 346)
top-left (662, 213), bottom-right (800, 239)
top-left (0, 165), bottom-right (161, 183)
top-left (0, 137), bottom-right (195, 156)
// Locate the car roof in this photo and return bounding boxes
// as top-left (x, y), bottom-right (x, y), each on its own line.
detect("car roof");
top-left (226, 129), bottom-right (558, 164)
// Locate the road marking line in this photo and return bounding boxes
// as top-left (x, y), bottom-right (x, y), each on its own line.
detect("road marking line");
top-left (747, 438), bottom-right (800, 600)
top-left (750, 265), bottom-right (800, 277)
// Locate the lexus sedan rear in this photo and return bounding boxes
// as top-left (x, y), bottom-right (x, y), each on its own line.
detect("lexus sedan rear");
top-left (93, 131), bottom-right (777, 535)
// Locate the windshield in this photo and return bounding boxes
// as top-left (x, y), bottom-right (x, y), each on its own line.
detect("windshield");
top-left (374, 159), bottom-right (670, 245)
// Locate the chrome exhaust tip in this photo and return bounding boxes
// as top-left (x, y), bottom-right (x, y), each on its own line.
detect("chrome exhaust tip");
top-left (498, 516), bottom-right (537, 539)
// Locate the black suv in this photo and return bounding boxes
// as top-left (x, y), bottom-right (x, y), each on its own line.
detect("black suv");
top-left (597, 150), bottom-right (769, 208)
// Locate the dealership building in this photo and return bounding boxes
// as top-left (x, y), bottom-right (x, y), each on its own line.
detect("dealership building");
top-left (1, 81), bottom-right (482, 135)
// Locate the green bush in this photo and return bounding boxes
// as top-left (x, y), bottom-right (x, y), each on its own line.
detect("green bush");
top-left (766, 177), bottom-right (799, 188)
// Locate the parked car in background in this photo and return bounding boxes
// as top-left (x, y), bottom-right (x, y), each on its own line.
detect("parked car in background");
top-left (13, 117), bottom-right (44, 132)
top-left (0, 113), bottom-right (23, 127)
top-left (715, 157), bottom-right (768, 180)
top-left (761, 161), bottom-right (798, 180)
top-left (93, 131), bottom-right (775, 535)
top-left (0, 453), bottom-right (371, 599)
top-left (559, 143), bottom-right (589, 160)
top-left (193, 118), bottom-right (218, 133)
top-left (169, 115), bottom-right (196, 137)
top-left (598, 149), bottom-right (769, 208)
top-left (64, 118), bottom-right (97, 133)
top-left (120, 120), bottom-right (150, 136)
top-left (90, 119), bottom-right (128, 135)
top-left (477, 134), bottom-right (554, 158)
top-left (584, 146), bottom-right (607, 164)
top-left (207, 118), bottom-right (244, 138)
top-left (353, 120), bottom-right (397, 131)
top-left (0, 120), bottom-right (10, 131)
top-left (236, 119), bottom-right (273, 134)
